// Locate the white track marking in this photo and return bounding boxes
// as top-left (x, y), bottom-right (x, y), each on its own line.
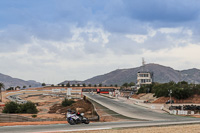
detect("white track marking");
top-left (32, 127), bottom-right (112, 133)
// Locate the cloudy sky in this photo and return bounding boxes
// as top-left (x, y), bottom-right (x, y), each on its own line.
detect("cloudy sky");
top-left (1, 0), bottom-right (200, 84)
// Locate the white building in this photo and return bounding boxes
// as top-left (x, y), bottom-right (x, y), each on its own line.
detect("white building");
top-left (136, 72), bottom-right (153, 89)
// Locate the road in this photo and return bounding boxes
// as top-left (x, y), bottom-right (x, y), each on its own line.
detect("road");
top-left (1, 120), bottom-right (200, 133)
top-left (84, 93), bottom-right (199, 121)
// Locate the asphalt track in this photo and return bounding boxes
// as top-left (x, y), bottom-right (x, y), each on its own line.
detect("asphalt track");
top-left (1, 120), bottom-right (200, 133)
top-left (84, 93), bottom-right (200, 121)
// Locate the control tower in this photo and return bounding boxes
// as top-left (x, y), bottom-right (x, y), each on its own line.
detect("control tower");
top-left (136, 58), bottom-right (153, 90)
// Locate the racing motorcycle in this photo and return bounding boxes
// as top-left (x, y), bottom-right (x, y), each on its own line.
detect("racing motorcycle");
top-left (66, 110), bottom-right (90, 125)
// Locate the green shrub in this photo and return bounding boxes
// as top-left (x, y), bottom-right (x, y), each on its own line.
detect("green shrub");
top-left (3, 101), bottom-right (20, 113)
top-left (62, 98), bottom-right (75, 107)
top-left (3, 101), bottom-right (38, 114)
top-left (22, 101), bottom-right (38, 114)
top-left (31, 114), bottom-right (37, 118)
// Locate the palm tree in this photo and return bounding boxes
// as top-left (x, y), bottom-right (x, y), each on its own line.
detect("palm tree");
top-left (0, 82), bottom-right (5, 102)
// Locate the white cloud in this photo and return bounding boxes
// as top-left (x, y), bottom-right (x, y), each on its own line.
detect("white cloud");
top-left (126, 34), bottom-right (147, 43)
top-left (159, 27), bottom-right (182, 34)
top-left (141, 43), bottom-right (200, 70)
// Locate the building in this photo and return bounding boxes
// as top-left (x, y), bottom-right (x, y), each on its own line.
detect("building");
top-left (136, 71), bottom-right (153, 90)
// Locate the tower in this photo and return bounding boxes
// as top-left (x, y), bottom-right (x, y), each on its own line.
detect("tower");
top-left (136, 58), bottom-right (153, 90)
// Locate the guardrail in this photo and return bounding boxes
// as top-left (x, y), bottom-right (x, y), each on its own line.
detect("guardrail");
top-left (84, 96), bottom-right (100, 121)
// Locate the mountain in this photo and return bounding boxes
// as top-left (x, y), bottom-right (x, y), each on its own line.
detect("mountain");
top-left (80, 63), bottom-right (200, 85)
top-left (0, 73), bottom-right (41, 89)
top-left (58, 80), bottom-right (83, 85)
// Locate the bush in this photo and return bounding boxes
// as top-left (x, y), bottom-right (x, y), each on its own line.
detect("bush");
top-left (3, 101), bottom-right (38, 114)
top-left (31, 114), bottom-right (37, 118)
top-left (3, 101), bottom-right (20, 113)
top-left (19, 101), bottom-right (38, 114)
top-left (62, 98), bottom-right (75, 107)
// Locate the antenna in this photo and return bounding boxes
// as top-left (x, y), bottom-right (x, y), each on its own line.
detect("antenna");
top-left (142, 57), bottom-right (145, 72)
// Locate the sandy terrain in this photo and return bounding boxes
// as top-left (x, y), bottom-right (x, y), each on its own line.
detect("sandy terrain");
top-left (1, 89), bottom-right (123, 122)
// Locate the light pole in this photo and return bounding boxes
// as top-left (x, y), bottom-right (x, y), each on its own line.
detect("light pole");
top-left (169, 89), bottom-right (172, 106)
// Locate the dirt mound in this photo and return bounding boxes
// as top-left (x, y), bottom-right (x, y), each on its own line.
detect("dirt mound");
top-left (131, 93), bottom-right (146, 99)
top-left (153, 95), bottom-right (200, 103)
top-left (48, 99), bottom-right (94, 116)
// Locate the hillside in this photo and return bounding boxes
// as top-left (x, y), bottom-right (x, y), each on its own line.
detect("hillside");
top-left (0, 73), bottom-right (41, 89)
top-left (58, 80), bottom-right (83, 85)
top-left (81, 63), bottom-right (200, 85)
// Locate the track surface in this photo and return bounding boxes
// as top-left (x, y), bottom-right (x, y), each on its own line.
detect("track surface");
top-left (1, 120), bottom-right (200, 133)
top-left (84, 93), bottom-right (199, 121)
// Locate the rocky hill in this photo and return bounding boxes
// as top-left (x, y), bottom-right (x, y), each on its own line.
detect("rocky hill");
top-left (0, 73), bottom-right (41, 89)
top-left (81, 63), bottom-right (200, 85)
top-left (58, 80), bottom-right (83, 85)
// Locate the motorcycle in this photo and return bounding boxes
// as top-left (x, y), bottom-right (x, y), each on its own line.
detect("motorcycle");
top-left (66, 110), bottom-right (90, 125)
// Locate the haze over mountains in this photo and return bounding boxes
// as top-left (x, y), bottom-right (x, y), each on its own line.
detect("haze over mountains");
top-left (1, 63), bottom-right (200, 89)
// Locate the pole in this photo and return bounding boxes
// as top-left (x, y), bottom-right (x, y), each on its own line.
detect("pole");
top-left (0, 89), bottom-right (2, 102)
top-left (170, 90), bottom-right (172, 107)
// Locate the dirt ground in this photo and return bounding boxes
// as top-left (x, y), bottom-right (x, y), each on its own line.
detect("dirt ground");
top-left (131, 93), bottom-right (146, 99)
top-left (66, 124), bottom-right (200, 133)
top-left (131, 93), bottom-right (200, 104)
top-left (153, 94), bottom-right (200, 104)
top-left (1, 90), bottom-right (125, 122)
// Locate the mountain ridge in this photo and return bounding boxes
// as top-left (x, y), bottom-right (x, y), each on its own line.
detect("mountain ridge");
top-left (0, 73), bottom-right (41, 89)
top-left (80, 63), bottom-right (200, 85)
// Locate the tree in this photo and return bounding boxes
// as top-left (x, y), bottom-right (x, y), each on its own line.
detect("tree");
top-left (42, 83), bottom-right (46, 86)
top-left (88, 84), bottom-right (91, 87)
top-left (15, 86), bottom-right (20, 90)
top-left (3, 101), bottom-right (38, 114)
top-left (110, 84), bottom-right (113, 87)
top-left (3, 101), bottom-right (19, 113)
top-left (99, 84), bottom-right (102, 87)
top-left (72, 84), bottom-right (75, 87)
top-left (115, 84), bottom-right (118, 87)
top-left (62, 84), bottom-right (64, 87)
top-left (0, 82), bottom-right (5, 102)
top-left (128, 82), bottom-right (135, 87)
top-left (82, 83), bottom-right (86, 87)
top-left (66, 82), bottom-right (70, 87)
top-left (94, 84), bottom-right (97, 87)
top-left (77, 84), bottom-right (80, 87)
top-left (21, 101), bottom-right (38, 114)
top-left (7, 87), bottom-right (14, 90)
top-left (122, 83), bottom-right (128, 88)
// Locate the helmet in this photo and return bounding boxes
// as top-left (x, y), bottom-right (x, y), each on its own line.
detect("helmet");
top-left (71, 110), bottom-right (76, 114)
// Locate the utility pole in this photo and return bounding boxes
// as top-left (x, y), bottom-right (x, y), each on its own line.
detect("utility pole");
top-left (169, 89), bottom-right (172, 106)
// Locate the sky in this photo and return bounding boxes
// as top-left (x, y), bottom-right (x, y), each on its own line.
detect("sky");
top-left (1, 0), bottom-right (200, 84)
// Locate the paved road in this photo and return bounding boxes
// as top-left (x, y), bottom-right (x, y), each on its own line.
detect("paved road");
top-left (1, 120), bottom-right (200, 133)
top-left (84, 93), bottom-right (200, 121)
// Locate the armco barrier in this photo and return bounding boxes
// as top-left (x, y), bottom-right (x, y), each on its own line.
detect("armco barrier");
top-left (86, 98), bottom-right (100, 121)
